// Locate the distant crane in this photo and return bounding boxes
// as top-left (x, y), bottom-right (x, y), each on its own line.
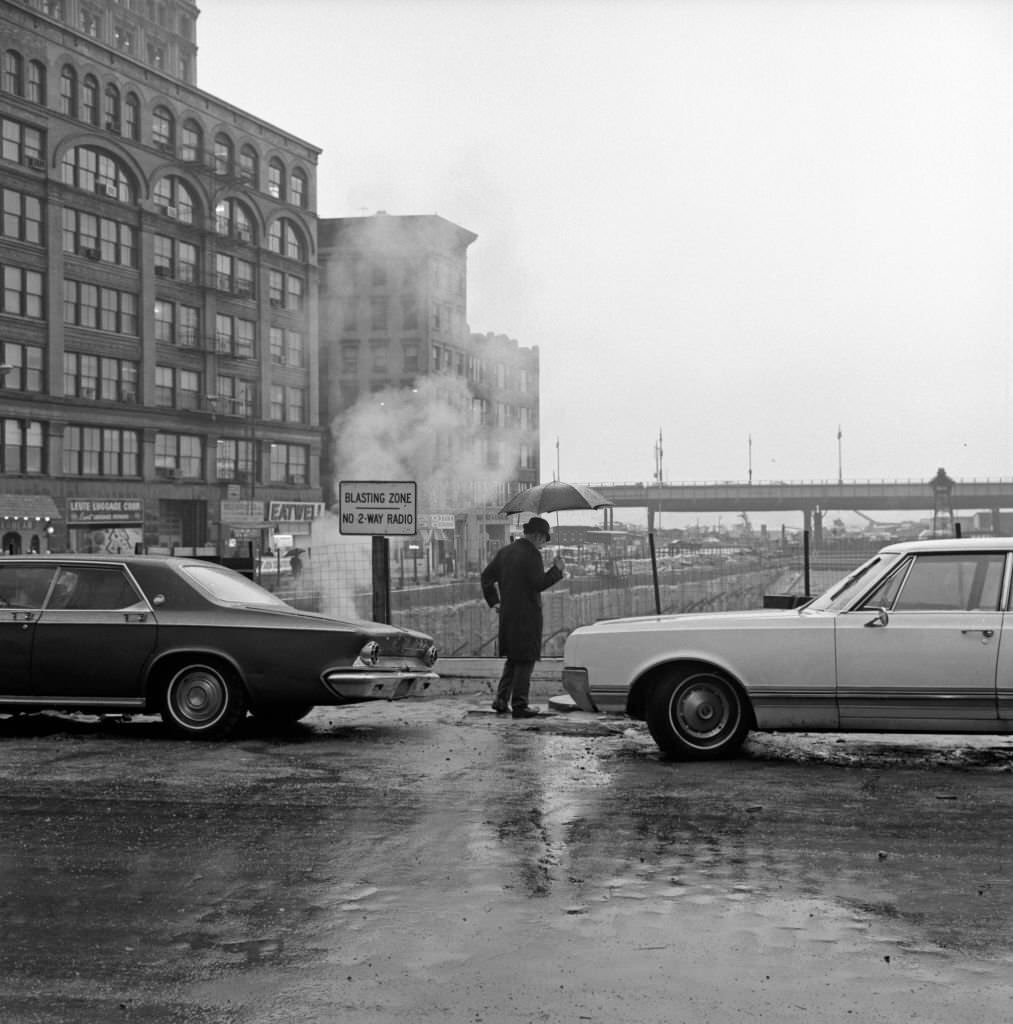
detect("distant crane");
top-left (854, 512), bottom-right (919, 540)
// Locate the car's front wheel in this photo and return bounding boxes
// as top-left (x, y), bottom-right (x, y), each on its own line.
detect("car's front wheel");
top-left (646, 668), bottom-right (749, 759)
top-left (162, 661), bottom-right (247, 739)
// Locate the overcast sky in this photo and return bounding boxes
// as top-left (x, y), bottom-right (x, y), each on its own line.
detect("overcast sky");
top-left (199, 0), bottom-right (1012, 492)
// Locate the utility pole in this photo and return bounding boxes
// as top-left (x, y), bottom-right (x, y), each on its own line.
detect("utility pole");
top-left (748, 433), bottom-right (753, 485)
top-left (654, 428), bottom-right (664, 483)
top-left (837, 425), bottom-right (843, 484)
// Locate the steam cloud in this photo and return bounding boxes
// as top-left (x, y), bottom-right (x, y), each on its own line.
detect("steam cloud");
top-left (330, 375), bottom-right (509, 513)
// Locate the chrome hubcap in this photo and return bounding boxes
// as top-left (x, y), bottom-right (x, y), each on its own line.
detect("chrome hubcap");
top-left (171, 669), bottom-right (226, 727)
top-left (676, 680), bottom-right (730, 741)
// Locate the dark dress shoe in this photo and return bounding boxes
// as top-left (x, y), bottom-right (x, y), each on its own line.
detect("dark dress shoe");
top-left (491, 702), bottom-right (508, 714)
top-left (511, 707), bottom-right (540, 719)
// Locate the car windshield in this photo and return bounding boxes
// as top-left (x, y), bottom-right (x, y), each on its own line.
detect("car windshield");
top-left (804, 552), bottom-right (902, 613)
top-left (180, 563), bottom-right (292, 608)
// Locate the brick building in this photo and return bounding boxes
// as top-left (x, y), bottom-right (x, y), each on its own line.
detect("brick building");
top-left (0, 0), bottom-right (323, 556)
top-left (318, 212), bottom-right (541, 569)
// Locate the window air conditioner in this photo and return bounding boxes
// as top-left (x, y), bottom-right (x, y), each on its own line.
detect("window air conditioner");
top-left (169, 468), bottom-right (185, 480)
top-left (269, 298), bottom-right (282, 308)
top-left (24, 156), bottom-right (45, 171)
top-left (154, 264), bottom-right (171, 277)
top-left (80, 246), bottom-right (101, 260)
top-left (106, 120), bottom-right (120, 132)
top-left (99, 183), bottom-right (118, 198)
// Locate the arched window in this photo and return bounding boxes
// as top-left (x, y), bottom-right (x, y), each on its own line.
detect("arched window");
top-left (2, 51), bottom-right (24, 96)
top-left (215, 197), bottom-right (255, 243)
top-left (123, 93), bottom-right (139, 140)
top-left (268, 218), bottom-right (306, 261)
top-left (59, 65), bottom-right (76, 116)
top-left (152, 105), bottom-right (174, 151)
top-left (267, 157), bottom-right (284, 200)
top-left (289, 168), bottom-right (307, 209)
top-left (60, 146), bottom-right (136, 203)
top-left (81, 74), bottom-right (98, 125)
top-left (153, 175), bottom-right (197, 225)
top-left (27, 60), bottom-right (45, 104)
top-left (213, 132), bottom-right (233, 175)
top-left (238, 144), bottom-right (258, 187)
top-left (180, 118), bottom-right (202, 163)
top-left (103, 83), bottom-right (120, 132)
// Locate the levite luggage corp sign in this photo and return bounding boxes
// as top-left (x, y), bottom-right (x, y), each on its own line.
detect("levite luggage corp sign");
top-left (66, 499), bottom-right (143, 524)
top-left (338, 481), bottom-right (417, 536)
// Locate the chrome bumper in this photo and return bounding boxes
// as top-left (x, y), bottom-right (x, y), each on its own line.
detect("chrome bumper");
top-left (322, 670), bottom-right (438, 701)
top-left (561, 667), bottom-right (598, 713)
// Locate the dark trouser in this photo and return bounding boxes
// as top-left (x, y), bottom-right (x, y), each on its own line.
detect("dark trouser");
top-left (495, 659), bottom-right (535, 710)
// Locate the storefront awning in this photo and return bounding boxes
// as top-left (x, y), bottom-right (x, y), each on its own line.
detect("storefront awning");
top-left (0, 494), bottom-right (61, 521)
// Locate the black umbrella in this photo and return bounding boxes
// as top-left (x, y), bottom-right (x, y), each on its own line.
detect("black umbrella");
top-left (499, 480), bottom-right (613, 516)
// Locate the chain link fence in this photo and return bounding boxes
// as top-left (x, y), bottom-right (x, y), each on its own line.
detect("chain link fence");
top-left (260, 532), bottom-right (897, 658)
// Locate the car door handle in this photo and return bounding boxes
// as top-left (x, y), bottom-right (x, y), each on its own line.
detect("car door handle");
top-left (961, 628), bottom-right (994, 637)
top-left (12, 611), bottom-right (35, 622)
top-left (124, 612), bottom-right (149, 622)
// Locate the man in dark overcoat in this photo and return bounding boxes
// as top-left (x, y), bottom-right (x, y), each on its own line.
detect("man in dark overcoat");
top-left (480, 516), bottom-right (565, 718)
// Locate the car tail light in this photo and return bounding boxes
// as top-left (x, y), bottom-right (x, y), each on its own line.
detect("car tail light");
top-left (358, 640), bottom-right (380, 666)
top-left (423, 644), bottom-right (438, 667)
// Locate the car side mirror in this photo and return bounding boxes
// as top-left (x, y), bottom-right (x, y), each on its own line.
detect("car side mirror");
top-left (864, 607), bottom-right (889, 628)
top-left (152, 594), bottom-right (165, 607)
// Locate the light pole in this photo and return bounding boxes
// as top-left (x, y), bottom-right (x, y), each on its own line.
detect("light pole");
top-left (837, 425), bottom-right (843, 484)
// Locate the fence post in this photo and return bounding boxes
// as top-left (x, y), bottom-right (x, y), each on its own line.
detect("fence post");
top-left (803, 530), bottom-right (811, 597)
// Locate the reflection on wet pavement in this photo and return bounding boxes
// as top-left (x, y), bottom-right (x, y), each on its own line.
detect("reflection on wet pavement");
top-left (4, 700), bottom-right (1013, 1022)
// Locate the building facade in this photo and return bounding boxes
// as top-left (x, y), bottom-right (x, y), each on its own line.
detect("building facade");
top-left (318, 213), bottom-right (541, 571)
top-left (0, 0), bottom-right (323, 557)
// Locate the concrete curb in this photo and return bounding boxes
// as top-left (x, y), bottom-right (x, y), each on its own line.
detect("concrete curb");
top-left (429, 657), bottom-right (564, 697)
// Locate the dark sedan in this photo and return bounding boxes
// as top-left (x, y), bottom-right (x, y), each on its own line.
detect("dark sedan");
top-left (0, 554), bottom-right (439, 739)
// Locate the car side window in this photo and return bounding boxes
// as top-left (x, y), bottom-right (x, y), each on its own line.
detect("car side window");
top-left (47, 566), bottom-right (144, 611)
top-left (0, 565), bottom-right (58, 608)
top-left (875, 553), bottom-right (1006, 613)
top-left (858, 557), bottom-right (912, 612)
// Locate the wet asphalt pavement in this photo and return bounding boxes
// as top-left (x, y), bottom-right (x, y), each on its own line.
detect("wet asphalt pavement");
top-left (3, 696), bottom-right (1013, 1024)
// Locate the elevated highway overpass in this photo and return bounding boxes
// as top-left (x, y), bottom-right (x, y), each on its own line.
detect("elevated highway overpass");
top-left (587, 478), bottom-right (1013, 536)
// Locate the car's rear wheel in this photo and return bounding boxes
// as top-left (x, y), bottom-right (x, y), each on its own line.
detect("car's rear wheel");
top-left (646, 668), bottom-right (749, 759)
top-left (162, 661), bottom-right (247, 739)
top-left (250, 701), bottom-right (315, 725)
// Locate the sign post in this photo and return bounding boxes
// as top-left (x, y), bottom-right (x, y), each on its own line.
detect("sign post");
top-left (338, 481), bottom-right (417, 623)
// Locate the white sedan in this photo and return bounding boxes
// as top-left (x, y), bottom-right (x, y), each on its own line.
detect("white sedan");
top-left (562, 537), bottom-right (1013, 759)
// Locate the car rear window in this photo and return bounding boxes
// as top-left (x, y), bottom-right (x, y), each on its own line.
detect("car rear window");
top-left (180, 563), bottom-right (290, 607)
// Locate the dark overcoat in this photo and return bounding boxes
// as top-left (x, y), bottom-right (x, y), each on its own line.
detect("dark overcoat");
top-left (480, 537), bottom-right (564, 661)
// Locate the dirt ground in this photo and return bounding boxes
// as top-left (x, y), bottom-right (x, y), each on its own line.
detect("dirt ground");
top-left (2, 695), bottom-right (1013, 1023)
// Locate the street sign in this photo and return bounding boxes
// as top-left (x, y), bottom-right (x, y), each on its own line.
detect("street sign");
top-left (220, 500), bottom-right (266, 526)
top-left (418, 513), bottom-right (456, 530)
top-left (338, 480), bottom-right (417, 536)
